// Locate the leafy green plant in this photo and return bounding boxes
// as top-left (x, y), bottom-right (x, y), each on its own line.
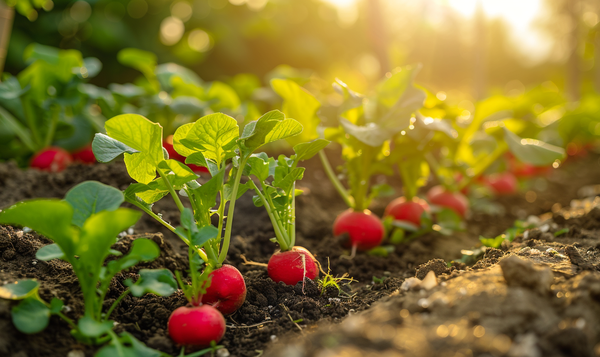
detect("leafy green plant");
top-left (248, 139), bottom-right (329, 251)
top-left (0, 181), bottom-right (176, 346)
top-left (248, 137), bottom-right (328, 284)
top-left (92, 110), bottom-right (303, 300)
top-left (0, 44), bottom-right (104, 164)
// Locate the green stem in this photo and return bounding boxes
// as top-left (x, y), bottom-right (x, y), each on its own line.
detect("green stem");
top-left (136, 203), bottom-right (176, 232)
top-left (318, 151), bottom-right (354, 208)
top-left (21, 97), bottom-right (42, 148)
top-left (261, 180), bottom-right (290, 246)
top-left (424, 152), bottom-right (447, 188)
top-left (215, 188), bottom-right (226, 244)
top-left (158, 168), bottom-right (185, 213)
top-left (108, 330), bottom-right (126, 356)
top-left (457, 144), bottom-right (508, 191)
top-left (289, 182), bottom-right (296, 248)
top-left (249, 180), bottom-right (290, 251)
top-left (352, 146), bottom-right (375, 211)
top-left (55, 311), bottom-right (77, 329)
top-left (43, 105), bottom-right (60, 148)
top-left (217, 157), bottom-right (246, 263)
top-left (104, 289), bottom-right (130, 321)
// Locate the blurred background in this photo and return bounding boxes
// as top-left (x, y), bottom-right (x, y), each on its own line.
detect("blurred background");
top-left (2, 0), bottom-right (597, 103)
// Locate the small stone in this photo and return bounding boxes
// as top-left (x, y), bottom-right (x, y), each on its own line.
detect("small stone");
top-left (67, 351), bottom-right (85, 357)
top-left (500, 256), bottom-right (553, 295)
top-left (401, 277), bottom-right (422, 291)
top-left (421, 271), bottom-right (438, 290)
top-left (216, 348), bottom-right (230, 357)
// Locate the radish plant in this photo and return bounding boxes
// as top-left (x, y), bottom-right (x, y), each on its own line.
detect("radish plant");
top-left (272, 65), bottom-right (426, 253)
top-left (92, 109), bottom-right (303, 314)
top-left (0, 181), bottom-right (177, 348)
top-left (247, 138), bottom-right (329, 285)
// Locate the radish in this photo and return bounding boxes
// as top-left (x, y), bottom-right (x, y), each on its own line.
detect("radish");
top-left (30, 147), bottom-right (73, 172)
top-left (71, 144), bottom-right (96, 164)
top-left (426, 185), bottom-right (469, 218)
top-left (201, 264), bottom-right (246, 315)
top-left (333, 209), bottom-right (384, 252)
top-left (484, 172), bottom-right (518, 195)
top-left (267, 246), bottom-right (319, 286)
top-left (384, 197), bottom-right (430, 226)
top-left (168, 304), bottom-right (226, 347)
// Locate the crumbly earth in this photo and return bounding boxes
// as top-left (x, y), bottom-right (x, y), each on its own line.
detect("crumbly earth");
top-left (0, 153), bottom-right (600, 356)
top-left (266, 203), bottom-right (600, 357)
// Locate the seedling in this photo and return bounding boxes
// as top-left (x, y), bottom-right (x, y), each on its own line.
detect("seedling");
top-left (247, 138), bottom-right (329, 285)
top-left (0, 181), bottom-right (176, 346)
top-left (318, 259), bottom-right (355, 297)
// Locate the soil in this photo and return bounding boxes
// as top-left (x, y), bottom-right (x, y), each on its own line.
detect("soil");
top-left (0, 153), bottom-right (600, 357)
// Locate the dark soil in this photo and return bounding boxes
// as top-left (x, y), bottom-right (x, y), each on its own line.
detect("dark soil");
top-left (266, 203), bottom-right (600, 357)
top-left (1, 154), bottom-right (600, 356)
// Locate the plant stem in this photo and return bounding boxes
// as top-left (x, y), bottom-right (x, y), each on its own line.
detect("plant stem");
top-left (55, 311), bottom-right (77, 329)
top-left (424, 152), bottom-right (447, 188)
top-left (249, 180), bottom-right (290, 251)
top-left (217, 157), bottom-right (246, 264)
top-left (104, 289), bottom-right (130, 321)
top-left (158, 168), bottom-right (185, 213)
top-left (135, 203), bottom-right (176, 232)
top-left (43, 105), bottom-right (60, 148)
top-left (318, 151), bottom-right (354, 208)
top-left (108, 330), bottom-right (126, 356)
top-left (353, 146), bottom-right (375, 211)
top-left (457, 143), bottom-right (508, 191)
top-left (289, 182), bottom-right (296, 248)
top-left (21, 97), bottom-right (42, 148)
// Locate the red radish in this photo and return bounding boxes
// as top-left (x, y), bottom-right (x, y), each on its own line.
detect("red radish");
top-left (201, 264), bottom-right (246, 315)
top-left (426, 185), bottom-right (469, 218)
top-left (267, 246), bottom-right (319, 285)
top-left (168, 304), bottom-right (226, 347)
top-left (71, 144), bottom-right (96, 164)
top-left (333, 209), bottom-right (384, 251)
top-left (30, 147), bottom-right (73, 172)
top-left (484, 172), bottom-right (518, 195)
top-left (385, 197), bottom-right (430, 227)
top-left (188, 163), bottom-right (210, 174)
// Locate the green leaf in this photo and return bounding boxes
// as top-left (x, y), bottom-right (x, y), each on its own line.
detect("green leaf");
top-left (36, 244), bottom-right (65, 261)
top-left (0, 280), bottom-right (39, 300)
top-left (64, 181), bottom-right (124, 228)
top-left (247, 155), bottom-right (271, 182)
top-left (49, 297), bottom-right (64, 314)
top-left (191, 225), bottom-right (219, 247)
top-left (157, 160), bottom-right (198, 186)
top-left (293, 139), bottom-right (330, 162)
top-left (180, 208), bottom-right (197, 233)
top-left (339, 119), bottom-right (396, 147)
top-left (0, 200), bottom-right (78, 259)
top-left (479, 235), bottom-right (505, 249)
top-left (108, 239), bottom-right (160, 274)
top-left (92, 133), bottom-right (140, 163)
top-left (117, 48), bottom-right (159, 92)
top-left (271, 79), bottom-right (320, 146)
top-left (241, 110), bottom-right (303, 152)
top-left (273, 167), bottom-right (305, 193)
top-left (172, 123), bottom-right (195, 157)
top-left (180, 113), bottom-right (239, 165)
top-left (503, 128), bottom-right (565, 166)
top-left (187, 168), bottom-right (226, 226)
top-left (104, 114), bottom-right (164, 184)
top-left (12, 297), bottom-right (50, 334)
top-left (127, 269), bottom-right (177, 297)
top-left (78, 316), bottom-right (113, 338)
top-left (78, 209), bottom-right (142, 277)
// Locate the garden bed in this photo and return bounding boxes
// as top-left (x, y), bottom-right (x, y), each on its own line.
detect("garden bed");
top-left (1, 153), bottom-right (600, 357)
